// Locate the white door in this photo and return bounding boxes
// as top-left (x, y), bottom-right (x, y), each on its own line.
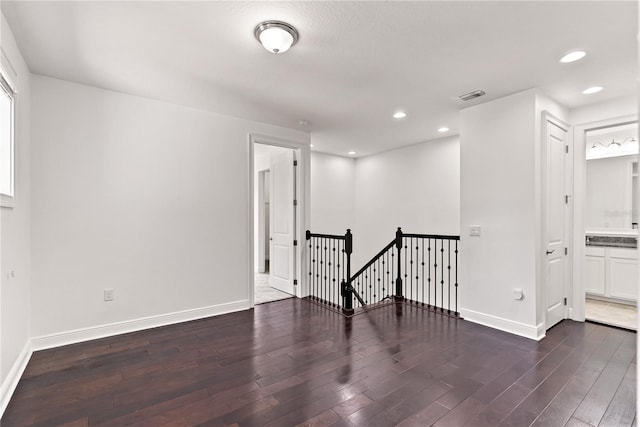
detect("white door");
top-left (269, 150), bottom-right (295, 295)
top-left (544, 117), bottom-right (570, 329)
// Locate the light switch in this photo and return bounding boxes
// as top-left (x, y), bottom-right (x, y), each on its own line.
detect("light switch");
top-left (469, 225), bottom-right (481, 236)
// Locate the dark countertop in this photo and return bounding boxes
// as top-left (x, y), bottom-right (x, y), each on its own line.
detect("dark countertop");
top-left (585, 234), bottom-right (638, 249)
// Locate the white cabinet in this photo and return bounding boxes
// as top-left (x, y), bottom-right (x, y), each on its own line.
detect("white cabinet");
top-left (585, 247), bottom-right (606, 295)
top-left (609, 248), bottom-right (638, 300)
top-left (585, 246), bottom-right (638, 302)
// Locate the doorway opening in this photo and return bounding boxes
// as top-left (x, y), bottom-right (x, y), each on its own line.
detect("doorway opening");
top-left (582, 121), bottom-right (638, 330)
top-left (252, 142), bottom-right (300, 305)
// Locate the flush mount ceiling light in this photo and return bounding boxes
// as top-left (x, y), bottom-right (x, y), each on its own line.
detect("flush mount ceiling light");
top-left (437, 127), bottom-right (450, 133)
top-left (560, 51), bottom-right (586, 63)
top-left (583, 86), bottom-right (603, 95)
top-left (348, 151), bottom-right (356, 155)
top-left (254, 21), bottom-right (299, 54)
top-left (393, 112), bottom-right (407, 119)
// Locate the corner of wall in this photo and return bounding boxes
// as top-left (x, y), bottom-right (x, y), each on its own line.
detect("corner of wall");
top-left (1, 9), bottom-right (33, 418)
top-left (0, 340), bottom-right (32, 417)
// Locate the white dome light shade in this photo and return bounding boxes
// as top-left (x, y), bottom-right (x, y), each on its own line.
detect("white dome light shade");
top-left (583, 86), bottom-right (603, 94)
top-left (560, 51), bottom-right (586, 63)
top-left (393, 112), bottom-right (407, 119)
top-left (254, 21), bottom-right (299, 54)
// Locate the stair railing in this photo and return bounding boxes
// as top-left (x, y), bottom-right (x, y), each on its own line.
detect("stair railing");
top-left (305, 227), bottom-right (460, 316)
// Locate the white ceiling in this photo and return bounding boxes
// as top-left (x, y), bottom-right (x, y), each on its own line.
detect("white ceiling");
top-left (2, 1), bottom-right (638, 157)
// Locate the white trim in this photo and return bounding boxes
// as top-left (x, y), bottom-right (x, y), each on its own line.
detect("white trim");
top-left (0, 48), bottom-right (18, 92)
top-left (0, 194), bottom-right (14, 208)
top-left (572, 114), bottom-right (638, 323)
top-left (460, 308), bottom-right (546, 341)
top-left (31, 300), bottom-right (249, 351)
top-left (0, 340), bottom-right (32, 417)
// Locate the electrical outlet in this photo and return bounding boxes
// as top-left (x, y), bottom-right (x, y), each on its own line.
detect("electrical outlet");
top-left (469, 225), bottom-right (481, 237)
top-left (104, 289), bottom-right (115, 302)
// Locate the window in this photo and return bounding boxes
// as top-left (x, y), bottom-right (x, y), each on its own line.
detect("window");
top-left (0, 72), bottom-right (15, 207)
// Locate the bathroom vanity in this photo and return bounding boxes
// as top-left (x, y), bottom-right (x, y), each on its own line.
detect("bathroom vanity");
top-left (585, 230), bottom-right (638, 303)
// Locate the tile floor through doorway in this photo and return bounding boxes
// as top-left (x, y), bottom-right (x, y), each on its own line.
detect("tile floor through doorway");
top-left (585, 298), bottom-right (637, 331)
top-left (254, 272), bottom-right (292, 304)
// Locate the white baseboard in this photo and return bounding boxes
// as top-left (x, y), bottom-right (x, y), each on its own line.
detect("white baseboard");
top-left (1, 340), bottom-right (32, 417)
top-left (31, 300), bottom-right (250, 351)
top-left (460, 308), bottom-right (545, 341)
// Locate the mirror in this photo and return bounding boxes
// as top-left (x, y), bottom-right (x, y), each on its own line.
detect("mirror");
top-left (585, 122), bottom-right (639, 230)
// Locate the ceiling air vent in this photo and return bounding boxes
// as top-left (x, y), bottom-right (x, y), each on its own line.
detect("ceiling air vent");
top-left (458, 90), bottom-right (486, 101)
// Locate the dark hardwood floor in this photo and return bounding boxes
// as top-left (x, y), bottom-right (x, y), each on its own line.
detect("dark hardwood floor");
top-left (2, 298), bottom-right (636, 426)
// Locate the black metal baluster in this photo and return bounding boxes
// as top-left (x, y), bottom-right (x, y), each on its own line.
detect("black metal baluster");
top-left (440, 239), bottom-right (444, 312)
top-left (433, 239), bottom-right (437, 310)
top-left (455, 240), bottom-right (459, 314)
top-left (314, 238), bottom-right (318, 300)
top-left (308, 234), bottom-right (313, 300)
top-left (395, 228), bottom-right (403, 301)
top-left (377, 258), bottom-right (381, 303)
top-left (329, 239), bottom-right (336, 307)
top-left (366, 266), bottom-right (370, 304)
top-left (427, 239), bottom-right (431, 308)
top-left (333, 239), bottom-right (337, 306)
top-left (404, 237), bottom-right (408, 300)
top-left (320, 238), bottom-right (324, 303)
top-left (386, 250), bottom-right (390, 299)
top-left (409, 237), bottom-right (413, 302)
top-left (391, 249), bottom-right (395, 299)
top-left (415, 239), bottom-right (419, 303)
top-left (447, 240), bottom-right (451, 314)
top-left (421, 238), bottom-right (425, 306)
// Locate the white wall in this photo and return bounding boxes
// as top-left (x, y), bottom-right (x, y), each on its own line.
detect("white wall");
top-left (0, 12), bottom-right (32, 414)
top-left (570, 95), bottom-right (637, 125)
top-left (353, 137), bottom-right (459, 266)
top-left (310, 152), bottom-right (355, 235)
top-left (460, 89), bottom-right (540, 338)
top-left (30, 75), bottom-right (308, 343)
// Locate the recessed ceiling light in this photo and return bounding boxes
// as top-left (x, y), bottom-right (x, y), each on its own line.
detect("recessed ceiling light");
top-left (393, 112), bottom-right (407, 119)
top-left (310, 144), bottom-right (314, 148)
top-left (437, 127), bottom-right (450, 133)
top-left (560, 51), bottom-right (586, 63)
top-left (348, 151), bottom-right (356, 155)
top-left (298, 119), bottom-right (309, 127)
top-left (583, 86), bottom-right (603, 95)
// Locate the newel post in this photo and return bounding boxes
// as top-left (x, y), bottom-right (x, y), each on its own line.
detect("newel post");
top-left (342, 229), bottom-right (354, 315)
top-left (395, 227), bottom-right (404, 301)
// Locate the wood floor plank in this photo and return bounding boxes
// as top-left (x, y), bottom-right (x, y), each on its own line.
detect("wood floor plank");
top-left (572, 332), bottom-right (636, 426)
top-left (1, 299), bottom-right (635, 427)
top-left (599, 361), bottom-right (637, 426)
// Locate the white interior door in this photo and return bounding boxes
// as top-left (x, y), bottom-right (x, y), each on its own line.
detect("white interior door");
top-left (544, 118), bottom-right (570, 329)
top-left (269, 150), bottom-right (295, 295)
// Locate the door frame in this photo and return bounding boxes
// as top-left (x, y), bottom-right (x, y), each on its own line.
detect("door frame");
top-left (257, 169), bottom-right (269, 274)
top-left (248, 133), bottom-right (310, 308)
top-left (541, 111), bottom-right (572, 331)
top-left (571, 114), bottom-right (638, 322)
